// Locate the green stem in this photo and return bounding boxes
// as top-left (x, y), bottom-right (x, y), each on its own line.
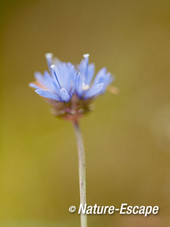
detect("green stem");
top-left (73, 121), bottom-right (87, 227)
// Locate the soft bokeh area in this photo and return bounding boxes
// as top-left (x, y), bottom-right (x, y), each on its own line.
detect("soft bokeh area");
top-left (1, 0), bottom-right (170, 226)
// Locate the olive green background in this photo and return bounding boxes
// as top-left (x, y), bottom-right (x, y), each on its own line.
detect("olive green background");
top-left (1, 0), bottom-right (170, 226)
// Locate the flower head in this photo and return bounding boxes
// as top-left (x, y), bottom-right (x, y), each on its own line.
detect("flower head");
top-left (29, 53), bottom-right (115, 121)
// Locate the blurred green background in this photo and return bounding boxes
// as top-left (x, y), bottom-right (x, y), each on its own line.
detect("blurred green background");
top-left (1, 0), bottom-right (170, 226)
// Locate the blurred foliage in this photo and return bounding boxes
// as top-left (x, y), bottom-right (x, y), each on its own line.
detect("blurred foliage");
top-left (1, 0), bottom-right (170, 226)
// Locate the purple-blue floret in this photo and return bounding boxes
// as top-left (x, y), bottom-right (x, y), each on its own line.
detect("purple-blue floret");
top-left (29, 53), bottom-right (113, 103)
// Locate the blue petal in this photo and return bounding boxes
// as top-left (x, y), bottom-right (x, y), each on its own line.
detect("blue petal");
top-left (44, 71), bottom-right (52, 82)
top-left (29, 83), bottom-right (40, 89)
top-left (34, 72), bottom-right (44, 84)
top-left (75, 73), bottom-right (83, 97)
top-left (43, 71), bottom-right (56, 90)
top-left (103, 72), bottom-right (114, 86)
top-left (93, 68), bottom-right (113, 89)
top-left (86, 63), bottom-right (95, 85)
top-left (64, 63), bottom-right (77, 91)
top-left (35, 89), bottom-right (60, 101)
top-left (56, 62), bottom-right (75, 91)
top-left (59, 88), bottom-right (70, 102)
top-left (93, 67), bottom-right (107, 85)
top-left (79, 54), bottom-right (89, 77)
top-left (50, 65), bottom-right (62, 89)
top-left (34, 71), bottom-right (59, 92)
top-left (84, 83), bottom-right (104, 99)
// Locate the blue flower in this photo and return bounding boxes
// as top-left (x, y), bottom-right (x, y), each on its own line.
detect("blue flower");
top-left (29, 53), bottom-right (114, 120)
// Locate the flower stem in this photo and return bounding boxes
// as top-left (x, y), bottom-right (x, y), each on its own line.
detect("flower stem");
top-left (73, 120), bottom-right (87, 227)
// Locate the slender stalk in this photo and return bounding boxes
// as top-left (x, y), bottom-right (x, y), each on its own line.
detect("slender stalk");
top-left (73, 120), bottom-right (87, 227)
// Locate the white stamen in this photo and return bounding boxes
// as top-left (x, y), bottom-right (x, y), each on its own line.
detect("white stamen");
top-left (82, 83), bottom-right (90, 91)
top-left (50, 64), bottom-right (55, 69)
top-left (45, 53), bottom-right (53, 58)
top-left (83, 53), bottom-right (90, 58)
